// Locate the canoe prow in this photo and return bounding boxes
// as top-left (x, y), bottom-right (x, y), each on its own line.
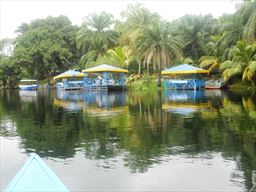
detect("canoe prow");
top-left (4, 153), bottom-right (69, 192)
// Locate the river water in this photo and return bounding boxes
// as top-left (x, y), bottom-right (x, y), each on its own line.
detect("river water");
top-left (1, 89), bottom-right (256, 191)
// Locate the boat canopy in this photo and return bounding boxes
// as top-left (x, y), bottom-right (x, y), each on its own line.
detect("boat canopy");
top-left (161, 64), bottom-right (209, 75)
top-left (20, 79), bottom-right (37, 82)
top-left (54, 70), bottom-right (84, 80)
top-left (82, 64), bottom-right (128, 73)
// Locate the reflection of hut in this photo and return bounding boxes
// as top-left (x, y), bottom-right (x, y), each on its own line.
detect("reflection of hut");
top-left (164, 90), bottom-right (205, 102)
top-left (162, 103), bottom-right (209, 116)
top-left (54, 70), bottom-right (84, 90)
top-left (162, 90), bottom-right (209, 116)
top-left (53, 91), bottom-right (128, 117)
top-left (54, 98), bottom-right (83, 112)
top-left (19, 90), bottom-right (38, 102)
top-left (82, 64), bottom-right (128, 91)
top-left (82, 106), bottom-right (129, 118)
top-left (161, 64), bottom-right (209, 90)
top-left (56, 90), bottom-right (84, 101)
top-left (82, 91), bottom-right (128, 117)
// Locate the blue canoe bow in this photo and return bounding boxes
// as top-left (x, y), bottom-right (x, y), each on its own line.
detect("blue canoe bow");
top-left (4, 153), bottom-right (69, 192)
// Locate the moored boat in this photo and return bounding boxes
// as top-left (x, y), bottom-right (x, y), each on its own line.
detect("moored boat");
top-left (4, 153), bottom-right (69, 192)
top-left (19, 79), bottom-right (38, 90)
top-left (205, 79), bottom-right (226, 89)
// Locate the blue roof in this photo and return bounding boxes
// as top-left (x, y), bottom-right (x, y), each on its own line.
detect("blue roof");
top-left (4, 153), bottom-right (69, 192)
top-left (162, 64), bottom-right (209, 75)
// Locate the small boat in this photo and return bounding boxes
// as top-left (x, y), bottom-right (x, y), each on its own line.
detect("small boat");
top-left (205, 79), bottom-right (226, 89)
top-left (4, 153), bottom-right (69, 192)
top-left (19, 79), bottom-right (38, 90)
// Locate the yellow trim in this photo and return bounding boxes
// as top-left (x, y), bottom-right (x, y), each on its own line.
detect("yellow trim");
top-left (53, 74), bottom-right (84, 80)
top-left (162, 103), bottom-right (209, 110)
top-left (82, 69), bottom-right (128, 73)
top-left (83, 105), bottom-right (129, 115)
top-left (54, 98), bottom-right (129, 116)
top-left (162, 70), bottom-right (209, 75)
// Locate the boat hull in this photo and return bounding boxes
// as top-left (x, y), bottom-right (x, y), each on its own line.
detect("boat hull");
top-left (19, 85), bottom-right (38, 90)
top-left (4, 153), bottom-right (69, 192)
top-left (204, 80), bottom-right (226, 89)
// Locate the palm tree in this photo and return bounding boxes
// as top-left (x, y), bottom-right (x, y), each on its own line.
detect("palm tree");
top-left (116, 4), bottom-right (161, 75)
top-left (199, 35), bottom-right (224, 73)
top-left (238, 0), bottom-right (256, 44)
top-left (171, 14), bottom-right (215, 63)
top-left (107, 46), bottom-right (131, 68)
top-left (220, 41), bottom-right (256, 86)
top-left (136, 22), bottom-right (182, 87)
top-left (217, 14), bottom-right (244, 51)
top-left (76, 12), bottom-right (118, 66)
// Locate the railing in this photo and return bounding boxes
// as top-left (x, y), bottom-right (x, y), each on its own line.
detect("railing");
top-left (164, 79), bottom-right (205, 90)
top-left (63, 81), bottom-right (84, 90)
top-left (84, 78), bottom-right (126, 89)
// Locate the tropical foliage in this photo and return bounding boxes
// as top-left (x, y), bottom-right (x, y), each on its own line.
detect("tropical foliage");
top-left (220, 41), bottom-right (256, 85)
top-left (136, 22), bottom-right (182, 86)
top-left (12, 16), bottom-right (78, 80)
top-left (0, 1), bottom-right (255, 88)
top-left (76, 12), bottom-right (118, 67)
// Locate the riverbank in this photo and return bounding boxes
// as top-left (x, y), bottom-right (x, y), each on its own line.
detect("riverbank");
top-left (228, 81), bottom-right (256, 91)
top-left (2, 75), bottom-right (255, 92)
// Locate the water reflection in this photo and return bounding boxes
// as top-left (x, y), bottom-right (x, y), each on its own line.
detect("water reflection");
top-left (0, 116), bottom-right (17, 136)
top-left (163, 90), bottom-right (208, 116)
top-left (54, 90), bottom-right (128, 117)
top-left (0, 89), bottom-right (256, 191)
top-left (163, 90), bottom-right (228, 116)
top-left (19, 90), bottom-right (38, 102)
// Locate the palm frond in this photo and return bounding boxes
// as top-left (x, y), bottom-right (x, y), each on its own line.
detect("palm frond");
top-left (220, 60), bottom-right (233, 71)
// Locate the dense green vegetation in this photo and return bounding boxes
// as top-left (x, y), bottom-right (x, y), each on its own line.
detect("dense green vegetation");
top-left (0, 1), bottom-right (255, 88)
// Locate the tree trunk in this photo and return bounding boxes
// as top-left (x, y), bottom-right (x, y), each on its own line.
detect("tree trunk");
top-left (157, 47), bottom-right (161, 87)
top-left (251, 80), bottom-right (255, 88)
top-left (138, 60), bottom-right (141, 76)
top-left (2, 79), bottom-right (7, 88)
top-left (157, 89), bottom-right (163, 131)
top-left (157, 70), bottom-right (161, 87)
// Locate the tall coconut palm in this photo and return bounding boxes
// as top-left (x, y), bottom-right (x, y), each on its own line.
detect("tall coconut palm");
top-left (116, 4), bottom-right (161, 75)
top-left (76, 12), bottom-right (118, 66)
top-left (220, 41), bottom-right (256, 85)
top-left (240, 0), bottom-right (256, 44)
top-left (136, 22), bottom-right (183, 87)
top-left (118, 4), bottom-right (160, 43)
top-left (171, 14), bottom-right (215, 63)
top-left (217, 14), bottom-right (244, 51)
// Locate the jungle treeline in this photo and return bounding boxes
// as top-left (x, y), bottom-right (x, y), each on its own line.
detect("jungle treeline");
top-left (0, 1), bottom-right (255, 88)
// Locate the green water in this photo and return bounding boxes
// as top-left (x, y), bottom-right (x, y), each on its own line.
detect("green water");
top-left (1, 89), bottom-right (256, 191)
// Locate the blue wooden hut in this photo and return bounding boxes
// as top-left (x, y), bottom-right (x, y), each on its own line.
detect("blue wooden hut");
top-left (161, 64), bottom-right (209, 90)
top-left (54, 70), bottom-right (84, 90)
top-left (82, 64), bottom-right (128, 91)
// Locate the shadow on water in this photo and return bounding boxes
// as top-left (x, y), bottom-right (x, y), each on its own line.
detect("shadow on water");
top-left (0, 89), bottom-right (256, 190)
